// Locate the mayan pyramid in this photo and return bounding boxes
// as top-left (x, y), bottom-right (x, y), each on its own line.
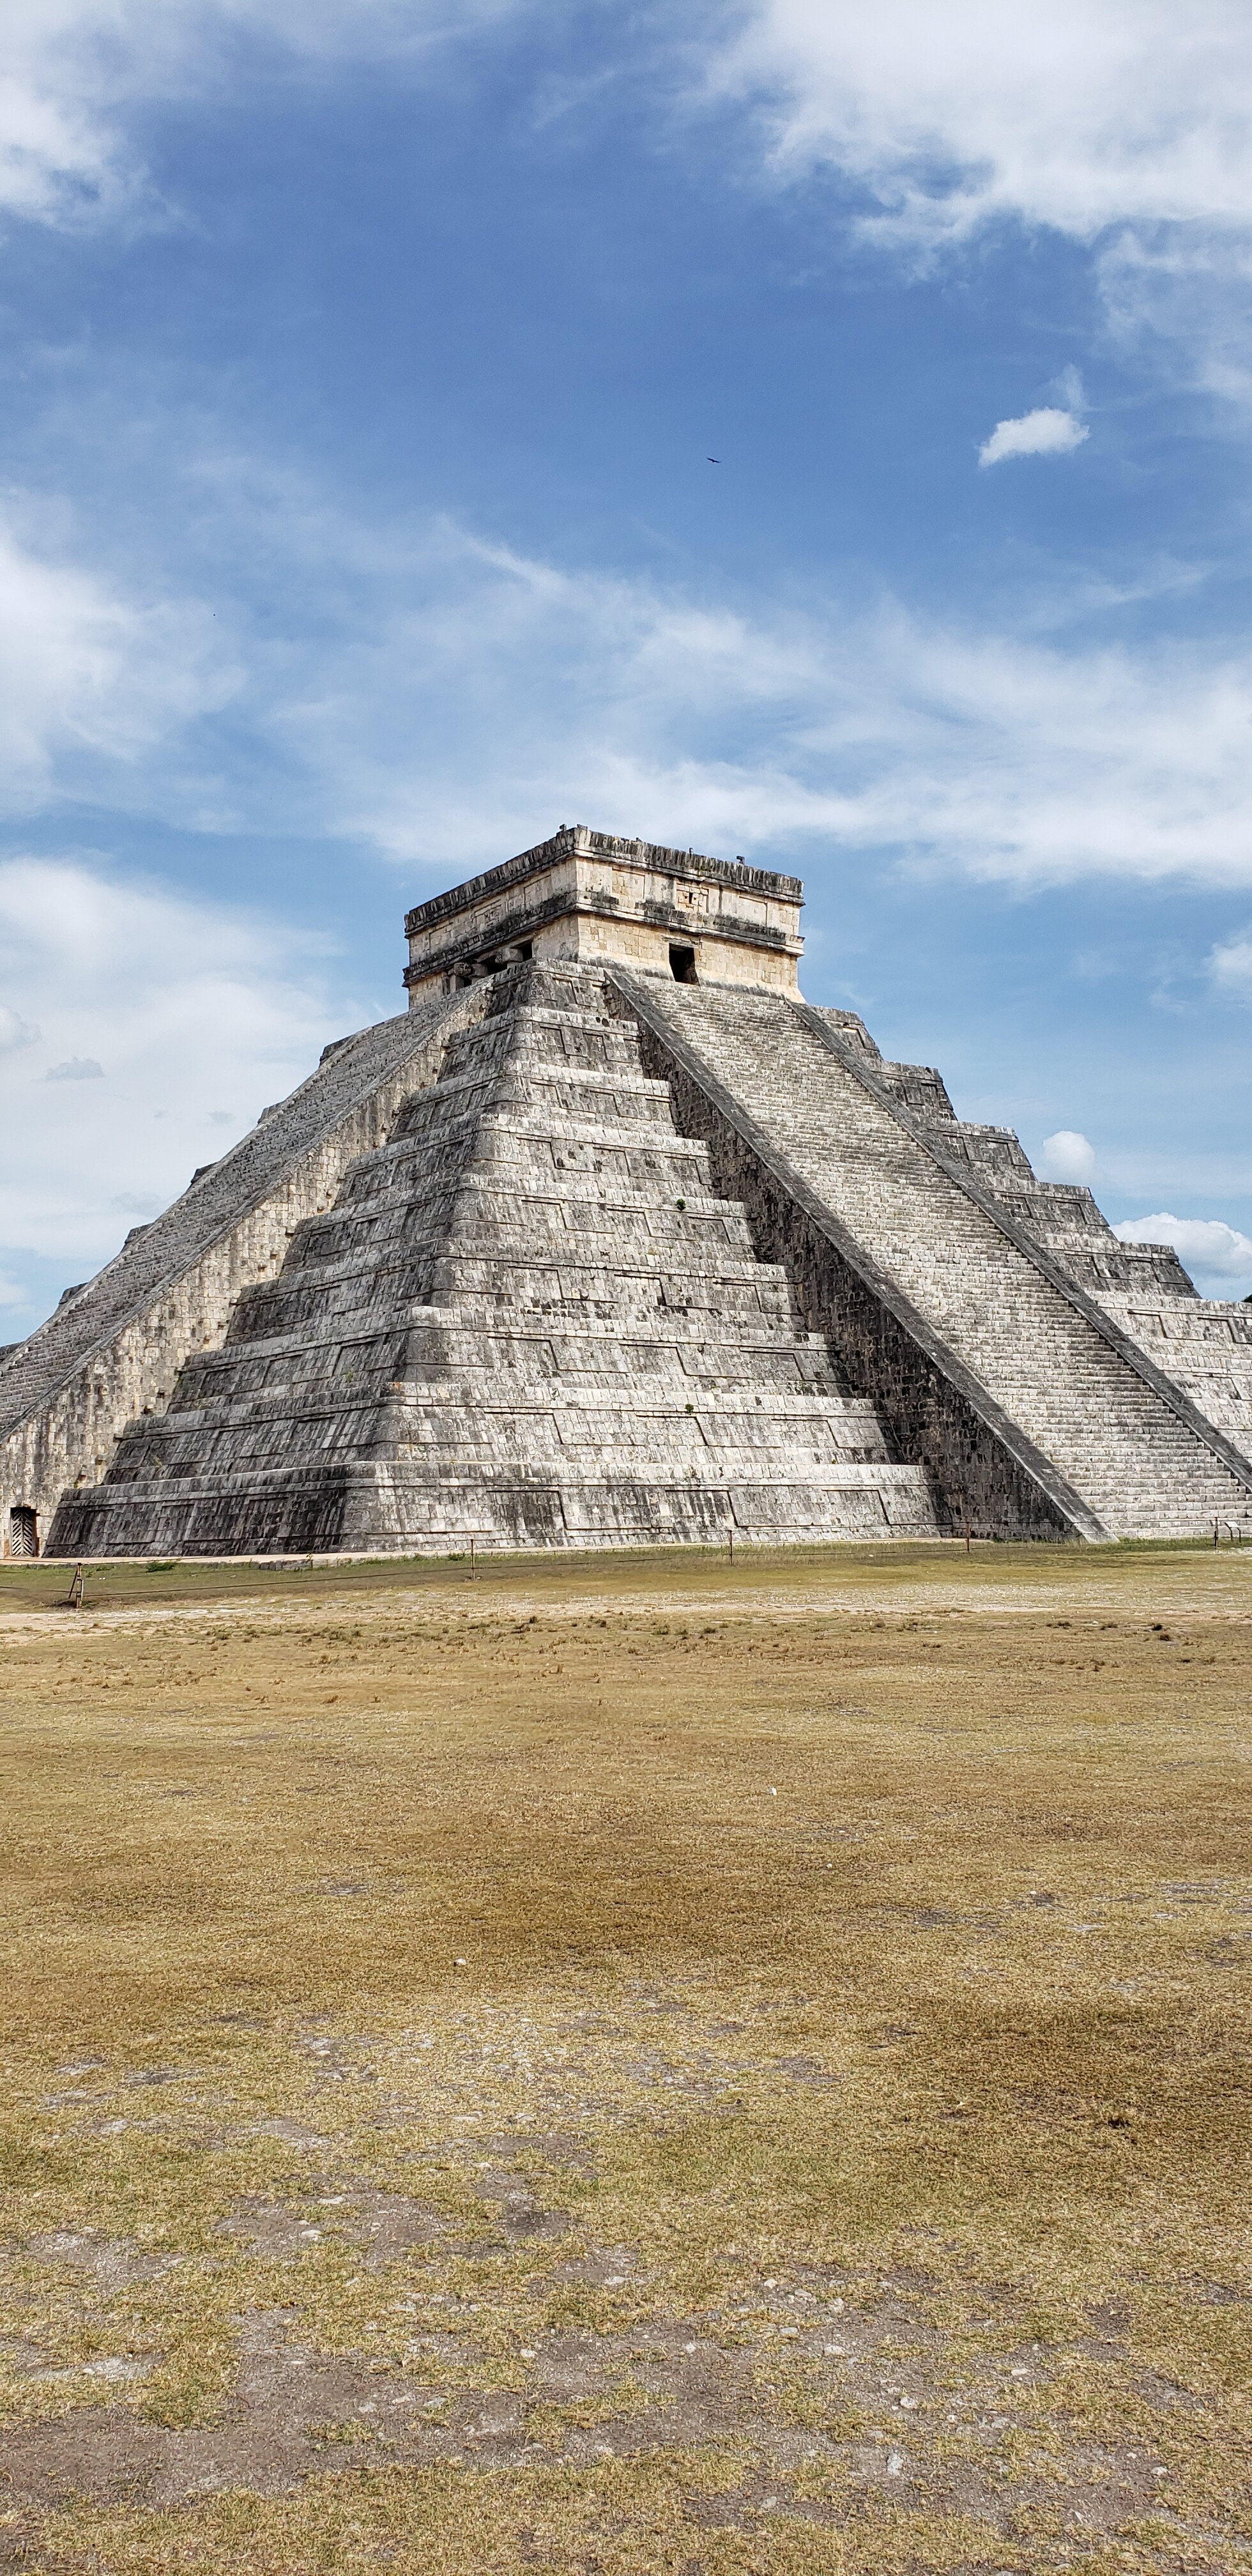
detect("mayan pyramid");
top-left (3, 825), bottom-right (1251, 1556)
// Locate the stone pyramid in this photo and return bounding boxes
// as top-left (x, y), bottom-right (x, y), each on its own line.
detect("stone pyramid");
top-left (5, 824), bottom-right (1251, 1558)
top-left (48, 962), bottom-right (935, 1555)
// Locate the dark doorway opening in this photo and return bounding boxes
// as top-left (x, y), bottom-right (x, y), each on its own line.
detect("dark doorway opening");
top-left (669, 943), bottom-right (698, 984)
top-left (10, 1505), bottom-right (38, 1559)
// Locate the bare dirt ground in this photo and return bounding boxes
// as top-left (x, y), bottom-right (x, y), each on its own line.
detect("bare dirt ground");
top-left (0, 1538), bottom-right (1247, 2574)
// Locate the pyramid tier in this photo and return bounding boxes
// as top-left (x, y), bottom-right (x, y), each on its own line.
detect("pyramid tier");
top-left (172, 1314), bottom-right (851, 1411)
top-left (52, 1464), bottom-right (926, 1557)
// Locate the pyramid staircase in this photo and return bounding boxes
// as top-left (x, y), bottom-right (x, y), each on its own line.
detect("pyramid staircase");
top-left (49, 963), bottom-right (936, 1556)
top-left (616, 975), bottom-right (1252, 1542)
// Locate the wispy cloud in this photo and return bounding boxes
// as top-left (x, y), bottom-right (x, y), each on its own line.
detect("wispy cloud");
top-left (0, 856), bottom-right (356, 1322)
top-left (10, 0), bottom-right (1252, 277)
top-left (1209, 929), bottom-right (1252, 998)
top-left (8, 3), bottom-right (1252, 420)
top-left (703, 2), bottom-right (1252, 399)
top-left (0, 0), bottom-right (528, 231)
top-left (250, 516), bottom-right (1252, 891)
top-left (8, 471), bottom-right (1252, 891)
top-left (0, 507), bottom-right (233, 803)
top-left (0, 1004), bottom-right (40, 1052)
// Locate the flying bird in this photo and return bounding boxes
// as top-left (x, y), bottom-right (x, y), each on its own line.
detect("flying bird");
top-left (706, 456), bottom-right (719, 463)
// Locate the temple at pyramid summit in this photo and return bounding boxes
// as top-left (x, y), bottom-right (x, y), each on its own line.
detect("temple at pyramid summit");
top-left (3, 823), bottom-right (1252, 1558)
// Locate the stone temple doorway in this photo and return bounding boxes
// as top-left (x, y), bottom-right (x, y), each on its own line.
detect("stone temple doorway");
top-left (9, 1505), bottom-right (38, 1558)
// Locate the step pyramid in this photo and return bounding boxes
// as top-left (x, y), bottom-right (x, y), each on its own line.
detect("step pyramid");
top-left (49, 963), bottom-right (936, 1554)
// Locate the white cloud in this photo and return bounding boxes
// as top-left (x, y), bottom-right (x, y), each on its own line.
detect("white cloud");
top-left (3, 0), bottom-right (1251, 416)
top-left (134, 480), bottom-right (1252, 890)
top-left (289, 530), bottom-right (1252, 888)
top-left (714, 3), bottom-right (1252, 246)
top-left (0, 857), bottom-right (363, 1310)
top-left (979, 407), bottom-right (1088, 467)
top-left (10, 465), bottom-right (1252, 891)
top-left (706, 3), bottom-right (1252, 399)
top-left (0, 0), bottom-right (524, 229)
top-left (1114, 1211), bottom-right (1252, 1296)
top-left (1038, 1130), bottom-right (1096, 1183)
top-left (44, 1055), bottom-right (103, 1080)
top-left (7, 0), bottom-right (1251, 277)
top-left (1209, 929), bottom-right (1252, 997)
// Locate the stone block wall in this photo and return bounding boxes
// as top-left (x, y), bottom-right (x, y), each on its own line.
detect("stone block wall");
top-left (404, 826), bottom-right (804, 1000)
top-left (1092, 1295), bottom-right (1252, 1468)
top-left (0, 988), bottom-right (487, 1553)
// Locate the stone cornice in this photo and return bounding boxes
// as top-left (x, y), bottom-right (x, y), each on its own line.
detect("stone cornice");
top-left (404, 825), bottom-right (803, 939)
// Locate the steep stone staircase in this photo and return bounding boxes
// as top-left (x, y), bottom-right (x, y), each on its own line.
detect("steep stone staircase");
top-left (50, 963), bottom-right (936, 1556)
top-left (818, 1003), bottom-right (1252, 1475)
top-left (615, 976), bottom-right (1252, 1541)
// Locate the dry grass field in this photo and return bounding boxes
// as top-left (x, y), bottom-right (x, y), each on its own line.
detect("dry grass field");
top-left (0, 1538), bottom-right (1247, 2575)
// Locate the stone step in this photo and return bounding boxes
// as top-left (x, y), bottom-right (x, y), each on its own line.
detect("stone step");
top-left (282, 1170), bottom-right (752, 1240)
top-left (127, 1387), bottom-right (887, 1446)
top-left (109, 1373), bottom-right (889, 1433)
top-left (108, 1432), bottom-right (897, 1485)
top-left (337, 1118), bottom-right (708, 1197)
top-left (436, 1018), bottom-right (640, 1078)
top-left (279, 1199), bottom-right (770, 1259)
top-left (422, 1268), bottom-right (796, 1323)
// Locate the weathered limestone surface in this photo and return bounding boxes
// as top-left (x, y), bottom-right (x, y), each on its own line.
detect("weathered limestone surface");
top-left (1086, 1296), bottom-right (1252, 1468)
top-left (404, 825), bottom-right (803, 1000)
top-left (2, 989), bottom-right (485, 1552)
top-left (13, 826), bottom-right (1252, 1559)
top-left (49, 964), bottom-right (938, 1557)
top-left (613, 973), bottom-right (1252, 1540)
top-left (836, 1009), bottom-right (1252, 1475)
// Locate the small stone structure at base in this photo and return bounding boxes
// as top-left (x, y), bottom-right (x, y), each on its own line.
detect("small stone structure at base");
top-left (3, 827), bottom-right (1251, 1556)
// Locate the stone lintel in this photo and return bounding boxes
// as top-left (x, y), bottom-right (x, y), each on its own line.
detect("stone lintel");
top-left (403, 825), bottom-right (804, 1000)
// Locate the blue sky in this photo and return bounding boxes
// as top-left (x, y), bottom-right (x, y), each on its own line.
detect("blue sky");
top-left (2, 0), bottom-right (1252, 1324)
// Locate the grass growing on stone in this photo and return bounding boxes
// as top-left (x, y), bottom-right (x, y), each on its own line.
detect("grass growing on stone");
top-left (0, 1540), bottom-right (1248, 2573)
